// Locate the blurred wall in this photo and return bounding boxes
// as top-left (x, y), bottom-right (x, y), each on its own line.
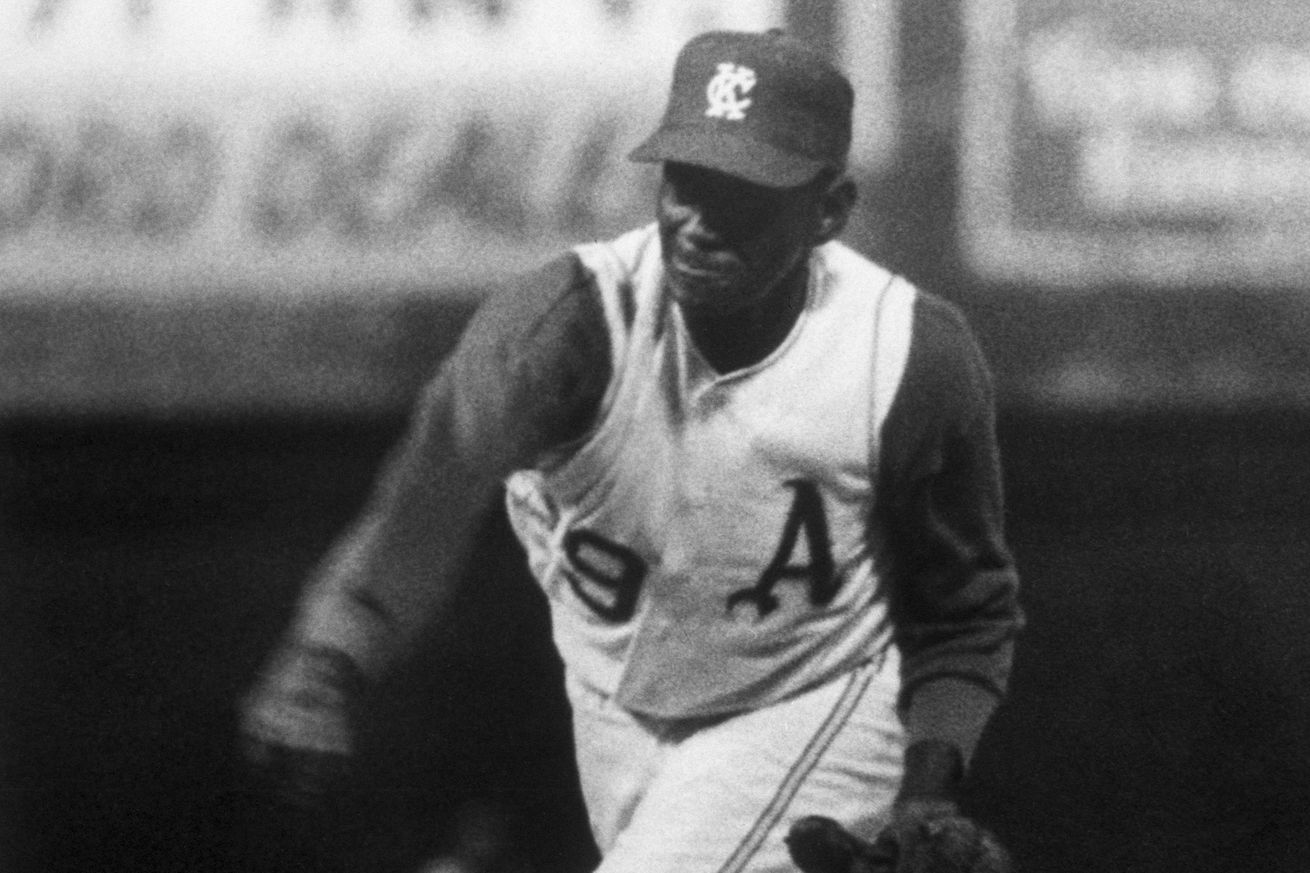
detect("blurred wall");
top-left (6, 0), bottom-right (1310, 417)
top-left (0, 0), bottom-right (793, 417)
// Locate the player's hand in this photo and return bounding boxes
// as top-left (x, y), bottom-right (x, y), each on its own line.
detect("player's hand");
top-left (787, 739), bottom-right (1011, 873)
top-left (787, 814), bottom-right (894, 873)
top-left (870, 798), bottom-right (988, 873)
top-left (786, 807), bottom-right (1013, 873)
top-left (238, 643), bottom-right (363, 808)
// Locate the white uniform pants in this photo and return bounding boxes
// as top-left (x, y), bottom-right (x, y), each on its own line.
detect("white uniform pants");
top-left (564, 655), bottom-right (905, 873)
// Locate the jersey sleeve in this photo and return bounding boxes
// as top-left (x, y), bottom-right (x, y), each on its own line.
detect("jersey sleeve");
top-left (284, 252), bottom-right (613, 680)
top-left (875, 291), bottom-right (1025, 766)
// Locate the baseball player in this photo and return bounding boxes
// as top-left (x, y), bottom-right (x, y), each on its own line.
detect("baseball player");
top-left (240, 28), bottom-right (1024, 873)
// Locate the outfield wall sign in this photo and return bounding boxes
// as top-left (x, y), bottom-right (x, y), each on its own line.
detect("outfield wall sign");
top-left (0, 0), bottom-right (786, 296)
top-left (961, 0), bottom-right (1310, 289)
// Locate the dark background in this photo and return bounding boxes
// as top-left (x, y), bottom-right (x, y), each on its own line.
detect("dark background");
top-left (6, 1), bottom-right (1310, 871)
top-left (7, 409), bottom-right (1310, 873)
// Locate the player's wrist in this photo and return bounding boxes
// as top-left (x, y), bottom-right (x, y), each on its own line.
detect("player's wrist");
top-left (895, 739), bottom-right (965, 807)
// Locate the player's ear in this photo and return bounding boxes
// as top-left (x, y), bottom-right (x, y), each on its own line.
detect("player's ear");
top-left (813, 174), bottom-right (857, 245)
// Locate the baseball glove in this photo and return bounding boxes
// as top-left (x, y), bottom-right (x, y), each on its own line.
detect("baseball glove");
top-left (786, 812), bottom-right (1013, 873)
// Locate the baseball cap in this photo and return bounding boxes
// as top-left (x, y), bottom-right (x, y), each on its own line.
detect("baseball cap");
top-left (629, 29), bottom-right (854, 188)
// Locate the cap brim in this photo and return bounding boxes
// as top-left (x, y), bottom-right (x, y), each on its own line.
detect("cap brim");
top-left (628, 127), bottom-right (827, 188)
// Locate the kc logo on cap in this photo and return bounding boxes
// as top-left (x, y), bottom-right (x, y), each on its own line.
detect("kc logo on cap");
top-left (705, 63), bottom-right (757, 121)
top-left (629, 29), bottom-right (854, 188)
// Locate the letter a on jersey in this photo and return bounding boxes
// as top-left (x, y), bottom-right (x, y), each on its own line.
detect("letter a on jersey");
top-left (726, 479), bottom-right (837, 618)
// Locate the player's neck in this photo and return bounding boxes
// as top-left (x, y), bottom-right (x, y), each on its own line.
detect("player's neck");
top-left (680, 266), bottom-right (809, 375)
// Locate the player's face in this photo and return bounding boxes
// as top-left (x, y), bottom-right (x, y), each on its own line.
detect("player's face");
top-left (656, 162), bottom-right (848, 316)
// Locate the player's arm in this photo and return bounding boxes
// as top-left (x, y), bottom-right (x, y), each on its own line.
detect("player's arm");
top-left (239, 253), bottom-right (612, 802)
top-left (831, 292), bottom-right (1023, 869)
top-left (878, 292), bottom-right (1023, 767)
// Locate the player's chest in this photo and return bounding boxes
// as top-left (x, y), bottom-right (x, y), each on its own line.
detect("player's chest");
top-left (631, 328), bottom-right (877, 493)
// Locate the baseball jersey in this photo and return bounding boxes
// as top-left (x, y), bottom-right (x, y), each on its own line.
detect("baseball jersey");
top-left (290, 221), bottom-right (1021, 754)
top-left (505, 224), bottom-right (915, 719)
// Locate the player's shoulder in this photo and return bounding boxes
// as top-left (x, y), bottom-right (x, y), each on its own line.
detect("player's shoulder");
top-left (911, 287), bottom-right (984, 352)
top-left (473, 224), bottom-right (655, 320)
top-left (902, 285), bottom-right (996, 413)
top-left (569, 223), bottom-right (662, 332)
top-left (817, 239), bottom-right (900, 294)
top-left (819, 242), bottom-right (974, 336)
top-left (824, 244), bottom-right (977, 345)
top-left (572, 224), bottom-right (661, 285)
top-left (822, 243), bottom-right (993, 405)
top-left (470, 247), bottom-right (602, 344)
